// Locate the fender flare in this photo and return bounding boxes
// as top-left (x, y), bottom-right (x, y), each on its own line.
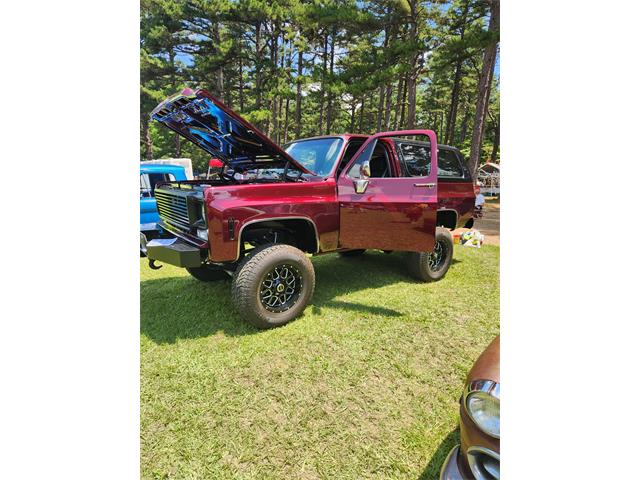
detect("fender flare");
top-left (235, 216), bottom-right (320, 260)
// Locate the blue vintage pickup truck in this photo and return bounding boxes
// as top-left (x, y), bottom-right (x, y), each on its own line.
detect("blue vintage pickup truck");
top-left (140, 163), bottom-right (187, 251)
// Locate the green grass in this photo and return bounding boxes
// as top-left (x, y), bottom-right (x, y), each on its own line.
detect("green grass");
top-left (141, 245), bottom-right (499, 479)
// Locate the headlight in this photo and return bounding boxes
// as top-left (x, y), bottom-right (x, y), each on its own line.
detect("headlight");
top-left (196, 228), bottom-right (209, 241)
top-left (464, 380), bottom-right (500, 438)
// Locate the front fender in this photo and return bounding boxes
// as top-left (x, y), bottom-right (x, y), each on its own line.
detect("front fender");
top-left (203, 181), bottom-right (339, 262)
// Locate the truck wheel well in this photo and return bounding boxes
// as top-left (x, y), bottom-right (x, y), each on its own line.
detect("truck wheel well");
top-left (240, 219), bottom-right (318, 254)
top-left (436, 210), bottom-right (458, 230)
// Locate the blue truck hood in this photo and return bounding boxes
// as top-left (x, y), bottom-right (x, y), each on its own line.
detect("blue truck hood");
top-left (151, 89), bottom-right (311, 174)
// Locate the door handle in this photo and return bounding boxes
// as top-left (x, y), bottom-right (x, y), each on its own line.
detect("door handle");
top-left (414, 182), bottom-right (435, 188)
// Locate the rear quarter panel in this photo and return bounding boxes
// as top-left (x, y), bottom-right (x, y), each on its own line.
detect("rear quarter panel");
top-left (204, 179), bottom-right (339, 262)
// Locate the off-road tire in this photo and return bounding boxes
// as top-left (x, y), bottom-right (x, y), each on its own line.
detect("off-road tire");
top-left (232, 244), bottom-right (315, 329)
top-left (338, 249), bottom-right (366, 257)
top-left (186, 265), bottom-right (229, 282)
top-left (406, 227), bottom-right (454, 282)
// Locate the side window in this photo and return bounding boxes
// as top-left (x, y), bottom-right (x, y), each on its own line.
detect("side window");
top-left (347, 141), bottom-right (376, 178)
top-left (438, 150), bottom-right (464, 178)
top-left (140, 173), bottom-right (175, 197)
top-left (336, 140), bottom-right (365, 175)
top-left (397, 143), bottom-right (431, 177)
top-left (347, 141), bottom-right (392, 178)
top-left (457, 151), bottom-right (472, 178)
top-left (140, 174), bottom-right (152, 197)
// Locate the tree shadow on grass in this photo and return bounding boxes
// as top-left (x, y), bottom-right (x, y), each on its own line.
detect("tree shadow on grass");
top-left (140, 250), bottom-right (462, 344)
top-left (140, 274), bottom-right (250, 343)
top-left (312, 300), bottom-right (403, 317)
top-left (418, 428), bottom-right (460, 480)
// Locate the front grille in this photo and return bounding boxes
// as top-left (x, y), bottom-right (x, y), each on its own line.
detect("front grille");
top-left (155, 189), bottom-right (192, 227)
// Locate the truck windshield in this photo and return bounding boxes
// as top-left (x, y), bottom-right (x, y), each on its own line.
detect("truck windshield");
top-left (284, 138), bottom-right (344, 177)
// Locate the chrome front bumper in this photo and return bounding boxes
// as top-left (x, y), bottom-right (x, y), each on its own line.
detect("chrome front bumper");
top-left (440, 445), bottom-right (465, 480)
top-left (140, 222), bottom-right (159, 232)
top-left (440, 444), bottom-right (500, 480)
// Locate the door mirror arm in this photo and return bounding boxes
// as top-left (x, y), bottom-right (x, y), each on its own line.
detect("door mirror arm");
top-left (353, 178), bottom-right (369, 194)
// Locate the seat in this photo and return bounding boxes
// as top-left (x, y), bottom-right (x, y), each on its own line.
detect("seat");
top-left (369, 146), bottom-right (390, 177)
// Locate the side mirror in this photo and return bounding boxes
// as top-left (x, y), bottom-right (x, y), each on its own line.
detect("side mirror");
top-left (353, 160), bottom-right (371, 194)
top-left (360, 160), bottom-right (371, 179)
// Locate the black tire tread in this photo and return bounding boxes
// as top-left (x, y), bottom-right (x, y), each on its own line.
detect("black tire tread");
top-left (406, 227), bottom-right (454, 282)
top-left (231, 244), bottom-right (315, 329)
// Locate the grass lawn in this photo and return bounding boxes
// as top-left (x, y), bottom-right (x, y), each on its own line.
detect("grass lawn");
top-left (141, 245), bottom-right (499, 479)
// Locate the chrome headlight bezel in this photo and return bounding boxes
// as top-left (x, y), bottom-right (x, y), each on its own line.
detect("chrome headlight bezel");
top-left (463, 379), bottom-right (500, 439)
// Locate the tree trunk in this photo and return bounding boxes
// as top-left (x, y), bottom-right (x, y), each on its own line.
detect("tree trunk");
top-left (283, 97), bottom-right (291, 144)
top-left (281, 42), bottom-right (292, 144)
top-left (239, 56), bottom-right (244, 112)
top-left (350, 99), bottom-right (356, 132)
top-left (445, 61), bottom-right (463, 144)
top-left (359, 94), bottom-right (366, 132)
top-left (295, 49), bottom-right (303, 138)
top-left (174, 133), bottom-right (181, 157)
top-left (142, 116), bottom-right (153, 160)
top-left (318, 33), bottom-right (328, 134)
top-left (213, 23), bottom-right (224, 100)
top-left (255, 22), bottom-right (263, 128)
top-left (277, 97), bottom-right (283, 144)
top-left (376, 85), bottom-right (384, 131)
top-left (326, 32), bottom-right (336, 134)
top-left (406, 71), bottom-right (417, 129)
top-left (406, 0), bottom-right (419, 129)
top-left (383, 83), bottom-right (393, 130)
top-left (393, 77), bottom-right (404, 130)
top-left (459, 105), bottom-right (470, 143)
top-left (168, 47), bottom-right (181, 157)
top-left (399, 73), bottom-right (408, 129)
top-left (444, 2), bottom-right (469, 144)
top-left (269, 28), bottom-right (279, 140)
top-left (469, 0), bottom-right (499, 178)
top-left (490, 117), bottom-right (500, 162)
top-left (224, 72), bottom-right (233, 109)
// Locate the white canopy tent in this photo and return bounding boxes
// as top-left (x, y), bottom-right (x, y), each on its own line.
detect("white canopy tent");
top-left (477, 162), bottom-right (500, 196)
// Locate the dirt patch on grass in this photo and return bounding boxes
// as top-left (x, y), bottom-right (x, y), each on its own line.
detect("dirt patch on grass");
top-left (453, 199), bottom-right (500, 246)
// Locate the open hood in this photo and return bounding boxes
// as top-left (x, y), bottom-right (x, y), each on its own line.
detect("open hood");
top-left (151, 88), bottom-right (311, 174)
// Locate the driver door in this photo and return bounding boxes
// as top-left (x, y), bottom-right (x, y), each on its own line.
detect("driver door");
top-left (336, 130), bottom-right (439, 252)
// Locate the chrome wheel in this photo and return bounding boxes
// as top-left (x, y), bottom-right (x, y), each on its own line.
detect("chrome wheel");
top-left (427, 240), bottom-right (448, 272)
top-left (259, 264), bottom-right (302, 313)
